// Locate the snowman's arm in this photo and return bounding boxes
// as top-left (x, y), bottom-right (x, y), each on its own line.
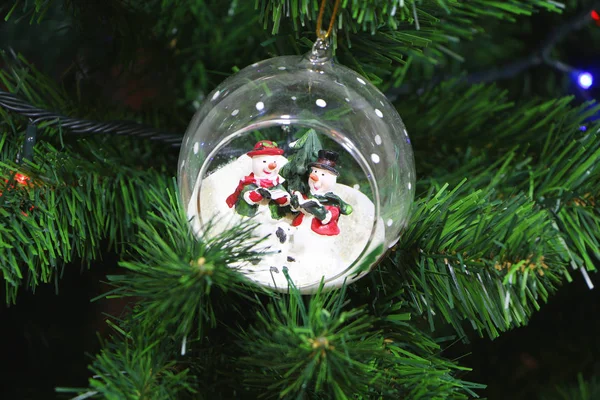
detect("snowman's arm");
top-left (270, 188), bottom-right (290, 206)
top-left (243, 189), bottom-right (263, 205)
top-left (302, 201), bottom-right (328, 220)
top-left (256, 187), bottom-right (272, 199)
top-left (293, 191), bottom-right (323, 207)
top-left (321, 210), bottom-right (333, 224)
top-left (320, 205), bottom-right (340, 224)
top-left (290, 191), bottom-right (303, 211)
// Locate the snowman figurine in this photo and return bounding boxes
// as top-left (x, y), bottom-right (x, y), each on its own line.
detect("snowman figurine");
top-left (225, 139), bottom-right (293, 276)
top-left (290, 150), bottom-right (353, 235)
top-left (287, 150), bottom-right (353, 269)
top-left (225, 140), bottom-right (291, 220)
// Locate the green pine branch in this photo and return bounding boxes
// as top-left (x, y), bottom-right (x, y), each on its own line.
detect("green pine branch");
top-left (3, 0), bottom-right (59, 24)
top-left (236, 282), bottom-right (482, 398)
top-left (0, 132), bottom-right (172, 303)
top-left (0, 51), bottom-right (193, 304)
top-left (540, 373), bottom-right (600, 400)
top-left (402, 82), bottom-right (599, 179)
top-left (2, 1), bottom-right (565, 99)
top-left (257, 0), bottom-right (562, 86)
top-left (60, 318), bottom-right (197, 400)
top-left (386, 179), bottom-right (567, 340)
top-left (404, 81), bottom-right (600, 274)
top-left (382, 81), bottom-right (599, 340)
top-left (258, 0), bottom-right (561, 36)
top-left (104, 183), bottom-right (267, 340)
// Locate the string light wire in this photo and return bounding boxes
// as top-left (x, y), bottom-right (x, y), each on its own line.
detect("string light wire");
top-left (0, 89), bottom-right (182, 146)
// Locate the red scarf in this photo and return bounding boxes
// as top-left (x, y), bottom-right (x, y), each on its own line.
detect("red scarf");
top-left (226, 173), bottom-right (279, 208)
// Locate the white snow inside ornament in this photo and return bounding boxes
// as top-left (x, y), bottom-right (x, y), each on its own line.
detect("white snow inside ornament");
top-left (177, 38), bottom-right (415, 293)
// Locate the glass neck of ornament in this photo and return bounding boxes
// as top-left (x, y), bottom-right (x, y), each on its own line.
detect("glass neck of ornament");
top-left (308, 38), bottom-right (333, 65)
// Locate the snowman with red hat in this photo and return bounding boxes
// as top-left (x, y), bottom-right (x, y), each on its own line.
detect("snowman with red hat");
top-left (224, 139), bottom-right (293, 261)
top-left (288, 150), bottom-right (353, 264)
top-left (226, 140), bottom-right (291, 219)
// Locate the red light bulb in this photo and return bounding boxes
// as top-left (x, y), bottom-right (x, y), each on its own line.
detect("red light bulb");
top-left (14, 173), bottom-right (30, 185)
top-left (592, 10), bottom-right (600, 21)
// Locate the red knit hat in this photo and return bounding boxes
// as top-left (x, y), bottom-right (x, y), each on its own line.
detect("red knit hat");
top-left (247, 140), bottom-right (284, 157)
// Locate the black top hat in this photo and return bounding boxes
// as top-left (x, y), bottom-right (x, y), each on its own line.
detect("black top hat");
top-left (308, 150), bottom-right (340, 176)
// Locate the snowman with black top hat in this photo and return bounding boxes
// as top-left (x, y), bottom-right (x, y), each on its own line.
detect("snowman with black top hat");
top-left (288, 150), bottom-right (353, 264)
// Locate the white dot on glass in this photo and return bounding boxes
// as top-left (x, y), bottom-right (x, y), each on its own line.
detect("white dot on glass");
top-left (181, 160), bottom-right (185, 168)
top-left (374, 135), bottom-right (382, 145)
top-left (357, 77), bottom-right (366, 85)
top-left (387, 219), bottom-right (393, 227)
top-left (291, 96), bottom-right (297, 101)
top-left (278, 66), bottom-right (286, 70)
top-left (408, 182), bottom-right (412, 190)
top-left (281, 114), bottom-right (290, 119)
top-left (316, 99), bottom-right (327, 108)
top-left (353, 184), bottom-right (360, 190)
top-left (375, 109), bottom-right (383, 118)
top-left (319, 71), bottom-right (324, 74)
top-left (211, 91), bottom-right (220, 100)
top-left (371, 153), bottom-right (380, 163)
top-left (193, 142), bottom-right (200, 154)
top-left (403, 128), bottom-right (408, 136)
top-left (256, 101), bottom-right (265, 111)
top-left (231, 109), bottom-right (239, 116)
top-left (345, 97), bottom-right (350, 102)
top-left (252, 63), bottom-right (259, 67)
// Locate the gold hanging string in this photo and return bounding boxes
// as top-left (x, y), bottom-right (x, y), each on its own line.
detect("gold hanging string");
top-left (316, 0), bottom-right (341, 40)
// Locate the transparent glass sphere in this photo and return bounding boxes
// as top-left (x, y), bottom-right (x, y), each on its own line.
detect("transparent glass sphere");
top-left (178, 39), bottom-right (415, 293)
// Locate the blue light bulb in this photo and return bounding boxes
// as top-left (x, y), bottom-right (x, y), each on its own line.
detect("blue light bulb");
top-left (577, 72), bottom-right (593, 90)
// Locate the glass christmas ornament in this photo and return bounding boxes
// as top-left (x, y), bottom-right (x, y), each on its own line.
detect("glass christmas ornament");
top-left (178, 39), bottom-right (415, 293)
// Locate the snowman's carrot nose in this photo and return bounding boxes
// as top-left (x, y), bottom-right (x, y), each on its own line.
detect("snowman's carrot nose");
top-left (310, 173), bottom-right (319, 182)
top-left (268, 162), bottom-right (277, 170)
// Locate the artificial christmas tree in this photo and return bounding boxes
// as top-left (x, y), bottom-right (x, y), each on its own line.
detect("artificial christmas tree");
top-left (1, 1), bottom-right (599, 399)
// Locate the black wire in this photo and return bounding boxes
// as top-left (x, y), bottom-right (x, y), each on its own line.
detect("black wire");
top-left (0, 89), bottom-right (183, 147)
top-left (386, 3), bottom-right (600, 102)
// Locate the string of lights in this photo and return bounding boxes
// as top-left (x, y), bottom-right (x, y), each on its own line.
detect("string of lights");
top-left (538, 6), bottom-right (599, 90)
top-left (388, 3), bottom-right (599, 100)
top-left (592, 9), bottom-right (600, 24)
top-left (0, 89), bottom-right (183, 147)
top-left (466, 4), bottom-right (598, 88)
top-left (469, 5), bottom-right (598, 86)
